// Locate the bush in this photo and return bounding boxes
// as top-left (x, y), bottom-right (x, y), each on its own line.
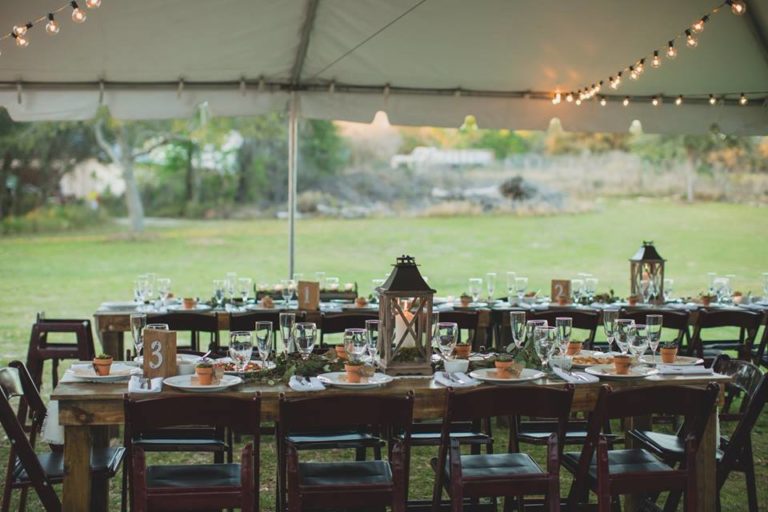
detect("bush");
top-left (1, 202), bottom-right (108, 235)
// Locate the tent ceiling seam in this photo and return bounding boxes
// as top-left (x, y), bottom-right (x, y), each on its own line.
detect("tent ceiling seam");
top-left (742, 4), bottom-right (768, 69)
top-left (290, 0), bottom-right (320, 88)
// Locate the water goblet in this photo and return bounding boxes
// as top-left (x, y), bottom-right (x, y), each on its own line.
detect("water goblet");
top-left (436, 322), bottom-right (458, 360)
top-left (486, 272), bottom-right (496, 302)
top-left (468, 278), bottom-right (482, 304)
top-left (602, 309), bottom-right (619, 353)
top-left (533, 326), bottom-right (556, 371)
top-left (646, 314), bottom-right (663, 362)
top-left (571, 278), bottom-right (584, 303)
top-left (281, 279), bottom-right (295, 303)
top-left (213, 280), bottom-right (226, 309)
top-left (585, 277), bottom-right (598, 302)
top-left (663, 278), bottom-right (674, 302)
top-left (344, 328), bottom-right (368, 363)
top-left (614, 319), bottom-right (635, 355)
top-left (279, 313), bottom-right (296, 355)
top-left (130, 313), bottom-right (147, 357)
top-left (365, 319), bottom-right (380, 363)
top-left (325, 277), bottom-right (340, 290)
top-left (509, 311), bottom-right (527, 352)
top-left (315, 272), bottom-right (326, 289)
top-left (640, 278), bottom-right (652, 304)
top-left (225, 272), bottom-right (238, 300)
top-left (629, 323), bottom-right (649, 359)
top-left (292, 273), bottom-right (303, 283)
top-left (229, 331), bottom-right (253, 372)
top-left (294, 322), bottom-right (317, 360)
top-left (707, 272), bottom-right (718, 294)
top-left (525, 319), bottom-right (548, 345)
top-left (254, 321), bottom-right (272, 368)
top-left (515, 277), bottom-right (528, 305)
top-left (239, 277), bottom-right (253, 303)
top-left (555, 317), bottom-right (573, 354)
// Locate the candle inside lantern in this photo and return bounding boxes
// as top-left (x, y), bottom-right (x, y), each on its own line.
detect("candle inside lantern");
top-left (394, 301), bottom-right (416, 348)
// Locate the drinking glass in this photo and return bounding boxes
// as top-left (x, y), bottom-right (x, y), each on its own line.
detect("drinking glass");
top-left (602, 309), bottom-right (619, 353)
top-left (156, 278), bottom-right (171, 303)
top-left (229, 331), bottom-right (253, 372)
top-left (254, 321), bottom-right (272, 367)
top-left (629, 324), bottom-right (649, 358)
top-left (614, 319), bottom-right (635, 355)
top-left (486, 272), bottom-right (497, 302)
top-left (707, 272), bottom-right (717, 294)
top-left (506, 272), bottom-right (517, 302)
top-left (571, 279), bottom-right (584, 303)
top-left (646, 314), bottom-right (663, 362)
top-left (555, 317), bottom-right (573, 354)
top-left (239, 277), bottom-right (253, 302)
top-left (292, 273), bottom-right (303, 283)
top-left (344, 328), bottom-right (368, 363)
top-left (371, 278), bottom-right (386, 303)
top-left (134, 276), bottom-right (147, 306)
top-left (525, 319), bottom-right (548, 345)
top-left (315, 272), bottom-right (326, 289)
top-left (225, 272), bottom-right (238, 300)
top-left (436, 322), bottom-right (458, 360)
top-left (585, 277), bottom-right (598, 302)
top-left (294, 322), bottom-right (317, 360)
top-left (533, 326), bottom-right (556, 371)
top-left (279, 313), bottom-right (296, 355)
top-left (365, 319), bottom-right (380, 363)
top-left (431, 311), bottom-right (441, 350)
top-left (130, 313), bottom-right (147, 357)
top-left (468, 278), bottom-right (482, 303)
top-left (510, 311), bottom-right (527, 351)
top-left (281, 279), bottom-right (295, 303)
top-left (515, 277), bottom-right (528, 304)
top-left (325, 277), bottom-right (340, 290)
top-left (663, 278), bottom-right (674, 302)
top-left (213, 279), bottom-right (226, 309)
top-left (640, 278), bottom-right (652, 304)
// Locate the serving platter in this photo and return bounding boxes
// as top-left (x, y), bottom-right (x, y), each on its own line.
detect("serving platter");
top-left (163, 374), bottom-right (243, 393)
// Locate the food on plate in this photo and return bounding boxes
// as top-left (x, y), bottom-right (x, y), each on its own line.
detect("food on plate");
top-left (213, 360), bottom-right (263, 373)
top-left (572, 354), bottom-right (614, 366)
top-left (260, 296), bottom-right (274, 308)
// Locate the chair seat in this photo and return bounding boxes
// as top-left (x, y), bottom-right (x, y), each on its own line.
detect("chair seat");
top-left (629, 430), bottom-right (724, 462)
top-left (298, 460), bottom-right (392, 487)
top-left (12, 447), bottom-right (124, 485)
top-left (449, 453), bottom-right (543, 480)
top-left (288, 431), bottom-right (382, 450)
top-left (563, 448), bottom-right (674, 482)
top-left (147, 463), bottom-right (241, 488)
top-left (133, 437), bottom-right (229, 451)
top-left (409, 431), bottom-right (491, 445)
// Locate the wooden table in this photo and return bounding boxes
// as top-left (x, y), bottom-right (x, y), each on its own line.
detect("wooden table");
top-left (52, 372), bottom-right (729, 511)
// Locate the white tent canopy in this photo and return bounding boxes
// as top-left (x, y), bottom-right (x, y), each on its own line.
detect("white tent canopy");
top-left (0, 0), bottom-right (766, 134)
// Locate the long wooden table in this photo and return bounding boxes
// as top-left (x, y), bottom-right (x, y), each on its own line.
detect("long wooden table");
top-left (52, 372), bottom-right (730, 511)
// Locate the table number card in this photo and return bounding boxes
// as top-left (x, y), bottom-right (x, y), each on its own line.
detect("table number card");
top-left (142, 328), bottom-right (177, 378)
top-left (297, 281), bottom-right (320, 310)
top-left (551, 280), bottom-right (572, 304)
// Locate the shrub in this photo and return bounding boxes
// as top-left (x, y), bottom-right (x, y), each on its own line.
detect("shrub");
top-left (1, 202), bottom-right (108, 236)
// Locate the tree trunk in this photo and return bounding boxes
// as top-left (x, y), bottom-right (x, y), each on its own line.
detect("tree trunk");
top-left (685, 154), bottom-right (696, 203)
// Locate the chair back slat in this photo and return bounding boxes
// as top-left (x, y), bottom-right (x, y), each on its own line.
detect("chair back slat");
top-left (690, 309), bottom-right (762, 359)
top-left (146, 312), bottom-right (219, 332)
top-left (320, 312), bottom-right (379, 335)
top-left (601, 384), bottom-right (719, 421)
top-left (229, 311), bottom-right (288, 332)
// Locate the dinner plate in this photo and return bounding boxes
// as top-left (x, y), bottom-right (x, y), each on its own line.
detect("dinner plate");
top-left (166, 304), bottom-right (212, 312)
top-left (317, 372), bottom-right (394, 390)
top-left (468, 368), bottom-right (545, 384)
top-left (163, 374), bottom-right (243, 393)
top-left (133, 353), bottom-right (201, 365)
top-left (102, 301), bottom-right (139, 310)
top-left (584, 364), bottom-right (659, 380)
top-left (639, 355), bottom-right (704, 366)
top-left (71, 363), bottom-right (135, 383)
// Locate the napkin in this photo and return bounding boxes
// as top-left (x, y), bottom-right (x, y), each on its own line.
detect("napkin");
top-left (657, 365), bottom-right (712, 375)
top-left (41, 400), bottom-right (64, 445)
top-left (289, 376), bottom-right (326, 391)
top-left (59, 363), bottom-right (94, 383)
top-left (128, 375), bottom-right (164, 393)
top-left (433, 371), bottom-right (480, 388)
top-left (552, 367), bottom-right (599, 383)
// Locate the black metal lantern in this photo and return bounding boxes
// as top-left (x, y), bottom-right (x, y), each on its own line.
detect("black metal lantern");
top-left (377, 255), bottom-right (435, 375)
top-left (629, 241), bottom-right (665, 305)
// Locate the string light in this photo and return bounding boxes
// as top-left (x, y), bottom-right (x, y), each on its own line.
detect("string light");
top-left (651, 96), bottom-right (660, 106)
top-left (709, 94), bottom-right (717, 105)
top-left (629, 66), bottom-right (638, 80)
top-left (566, 92), bottom-right (574, 103)
top-left (667, 40), bottom-right (677, 59)
top-left (622, 97), bottom-right (630, 107)
top-left (13, 24), bottom-right (30, 37)
top-left (675, 95), bottom-right (683, 106)
top-left (86, 0), bottom-right (102, 8)
top-left (727, 0), bottom-right (746, 15)
top-left (45, 14), bottom-right (60, 35)
top-left (575, 98), bottom-right (582, 106)
top-left (552, 91), bottom-right (561, 105)
top-left (651, 51), bottom-right (661, 68)
top-left (636, 59), bottom-right (645, 75)
top-left (71, 1), bottom-right (87, 23)
top-left (739, 93), bottom-right (748, 105)
top-left (12, 33), bottom-right (29, 48)
top-left (685, 29), bottom-right (698, 48)
top-left (599, 97), bottom-right (607, 106)
top-left (692, 15), bottom-right (708, 33)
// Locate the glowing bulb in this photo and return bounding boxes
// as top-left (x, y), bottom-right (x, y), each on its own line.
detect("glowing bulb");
top-left (675, 95), bottom-right (683, 106)
top-left (686, 30), bottom-right (698, 48)
top-left (728, 0), bottom-right (746, 16)
top-left (575, 98), bottom-right (582, 106)
top-left (667, 41), bottom-right (677, 59)
top-left (629, 66), bottom-right (638, 80)
top-left (566, 92), bottom-right (574, 103)
top-left (71, 2), bottom-right (87, 23)
top-left (651, 96), bottom-right (660, 107)
top-left (651, 51), bottom-right (661, 68)
top-left (739, 93), bottom-right (748, 105)
top-left (552, 91), bottom-right (561, 105)
top-left (599, 97), bottom-right (607, 107)
top-left (46, 14), bottom-right (60, 35)
top-left (14, 34), bottom-right (29, 48)
top-left (13, 25), bottom-right (28, 37)
top-left (636, 59), bottom-right (645, 75)
top-left (86, 0), bottom-right (101, 7)
top-left (623, 97), bottom-right (630, 107)
top-left (692, 16), bottom-right (708, 33)
top-left (709, 95), bottom-right (717, 105)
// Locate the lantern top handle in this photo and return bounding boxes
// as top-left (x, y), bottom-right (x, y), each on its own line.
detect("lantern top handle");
top-left (380, 254), bottom-right (436, 293)
top-left (630, 241), bottom-right (665, 262)
top-left (396, 255), bottom-right (417, 266)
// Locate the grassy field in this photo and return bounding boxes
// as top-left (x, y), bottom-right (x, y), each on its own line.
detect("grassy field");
top-left (0, 198), bottom-right (766, 510)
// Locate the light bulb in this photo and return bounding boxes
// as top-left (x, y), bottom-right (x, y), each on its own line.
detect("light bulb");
top-left (739, 93), bottom-right (748, 105)
top-left (552, 91), bottom-right (561, 105)
top-left (86, 0), bottom-right (101, 7)
top-left (623, 97), bottom-right (630, 107)
top-left (651, 51), bottom-right (661, 68)
top-left (675, 95), bottom-right (683, 106)
top-left (692, 16), bottom-right (708, 33)
top-left (14, 34), bottom-right (29, 48)
top-left (629, 66), bottom-right (638, 80)
top-left (46, 14), bottom-right (60, 35)
top-left (71, 2), bottom-right (87, 23)
top-left (686, 30), bottom-right (698, 48)
top-left (729, 0), bottom-right (746, 15)
top-left (566, 92), bottom-right (574, 103)
top-left (13, 25), bottom-right (28, 37)
top-left (599, 97), bottom-right (607, 107)
top-left (575, 98), bottom-right (582, 106)
top-left (709, 95), bottom-right (717, 105)
top-left (651, 96), bottom-right (660, 107)
top-left (667, 41), bottom-right (677, 59)
top-left (636, 59), bottom-right (645, 75)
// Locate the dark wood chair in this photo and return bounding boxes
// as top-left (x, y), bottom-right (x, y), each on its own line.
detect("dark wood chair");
top-left (318, 311), bottom-right (378, 347)
top-left (125, 394), bottom-right (260, 512)
top-left (750, 313), bottom-right (768, 369)
top-left (630, 356), bottom-right (768, 512)
top-left (0, 361), bottom-right (124, 512)
top-left (564, 383), bottom-right (720, 512)
top-left (278, 392), bottom-right (413, 512)
top-left (688, 308), bottom-right (762, 362)
top-left (432, 385), bottom-right (575, 512)
top-left (25, 314), bottom-right (95, 391)
top-left (145, 312), bottom-right (220, 354)
top-left (619, 307), bottom-right (690, 347)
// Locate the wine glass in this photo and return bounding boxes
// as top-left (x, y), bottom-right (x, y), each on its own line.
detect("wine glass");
top-left (239, 277), bottom-right (253, 303)
top-left (585, 277), bottom-right (598, 302)
top-left (468, 278), bottom-right (482, 304)
top-left (156, 277), bottom-right (171, 302)
top-left (371, 278), bottom-right (386, 303)
top-left (533, 326), bottom-right (556, 371)
top-left (344, 328), bottom-right (368, 363)
top-left (254, 321), bottom-right (272, 368)
top-left (130, 313), bottom-right (147, 358)
top-left (646, 315), bottom-right (663, 362)
top-left (229, 331), bottom-right (253, 372)
top-left (292, 273), bottom-right (304, 283)
top-left (294, 322), bottom-right (317, 360)
top-left (555, 317), bottom-right (573, 354)
top-left (134, 276), bottom-right (147, 307)
top-left (506, 272), bottom-right (517, 303)
top-left (614, 319), bottom-right (635, 355)
top-left (663, 278), bottom-right (674, 302)
top-left (315, 272), bottom-right (326, 289)
top-left (571, 279), bottom-right (584, 303)
top-left (629, 324), bottom-right (649, 359)
top-left (515, 277), bottom-right (528, 304)
top-left (525, 319), bottom-right (548, 346)
top-left (486, 272), bottom-right (496, 302)
top-left (509, 311), bottom-right (527, 351)
top-left (140, 276), bottom-right (155, 311)
top-left (640, 278), bottom-right (652, 304)
top-left (213, 280), bottom-right (225, 309)
top-left (325, 277), bottom-right (340, 290)
top-left (365, 319), bottom-right (380, 363)
top-left (225, 272), bottom-right (238, 300)
top-left (602, 309), bottom-right (619, 353)
top-left (436, 322), bottom-right (458, 360)
top-left (707, 272), bottom-right (718, 294)
top-left (279, 313), bottom-right (296, 355)
top-left (281, 279), bottom-right (295, 303)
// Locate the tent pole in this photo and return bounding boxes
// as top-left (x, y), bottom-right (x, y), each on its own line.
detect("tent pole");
top-left (287, 92), bottom-right (298, 279)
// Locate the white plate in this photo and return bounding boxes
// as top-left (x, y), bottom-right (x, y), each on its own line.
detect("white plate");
top-left (133, 353), bottom-right (202, 365)
top-left (102, 301), bottom-right (138, 310)
top-left (468, 368), bottom-right (545, 384)
top-left (317, 372), bottom-right (394, 390)
top-left (584, 364), bottom-right (659, 380)
top-left (71, 363), bottom-right (135, 383)
top-left (639, 355), bottom-right (703, 366)
top-left (166, 304), bottom-right (212, 312)
top-left (163, 374), bottom-right (243, 393)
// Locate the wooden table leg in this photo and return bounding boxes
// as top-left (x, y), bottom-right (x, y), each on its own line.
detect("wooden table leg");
top-left (90, 426), bottom-right (110, 512)
top-left (63, 425), bottom-right (92, 511)
top-left (697, 407), bottom-right (718, 512)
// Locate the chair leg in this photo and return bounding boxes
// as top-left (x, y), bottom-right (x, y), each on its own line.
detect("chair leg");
top-left (664, 490), bottom-right (682, 512)
top-left (18, 487), bottom-right (28, 512)
top-left (742, 443), bottom-right (758, 512)
top-left (51, 359), bottom-right (59, 388)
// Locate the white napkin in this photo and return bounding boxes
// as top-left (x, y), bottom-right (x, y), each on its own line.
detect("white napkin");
top-left (289, 376), bottom-right (326, 391)
top-left (433, 371), bottom-right (480, 388)
top-left (41, 400), bottom-right (64, 445)
top-left (551, 367), bottom-right (599, 383)
top-left (657, 365), bottom-right (712, 375)
top-left (128, 375), bottom-right (164, 393)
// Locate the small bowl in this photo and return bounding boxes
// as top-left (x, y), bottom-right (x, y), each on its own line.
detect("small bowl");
top-left (444, 358), bottom-right (469, 374)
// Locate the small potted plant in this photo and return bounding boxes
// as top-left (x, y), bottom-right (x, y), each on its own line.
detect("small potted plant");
top-left (627, 295), bottom-right (640, 306)
top-left (566, 341), bottom-right (583, 356)
top-left (182, 297), bottom-right (197, 310)
top-left (454, 342), bottom-right (471, 359)
top-left (494, 353), bottom-right (514, 372)
top-left (660, 342), bottom-right (678, 363)
top-left (459, 293), bottom-right (472, 307)
top-left (92, 353), bottom-right (113, 376)
top-left (195, 360), bottom-right (214, 385)
top-left (699, 292), bottom-right (715, 307)
top-left (344, 359), bottom-right (364, 383)
top-left (556, 295), bottom-right (569, 306)
top-left (613, 354), bottom-right (632, 375)
top-left (355, 296), bottom-right (368, 307)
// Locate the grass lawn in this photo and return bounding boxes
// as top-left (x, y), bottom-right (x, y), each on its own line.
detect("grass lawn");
top-left (0, 197), bottom-right (765, 510)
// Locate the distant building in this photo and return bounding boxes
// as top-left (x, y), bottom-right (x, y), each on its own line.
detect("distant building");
top-left (59, 158), bottom-right (125, 199)
top-left (390, 146), bottom-right (494, 169)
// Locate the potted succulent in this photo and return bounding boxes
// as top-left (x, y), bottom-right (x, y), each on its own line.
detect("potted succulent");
top-left (613, 354), bottom-right (632, 375)
top-left (494, 353), bottom-right (514, 372)
top-left (459, 293), bottom-right (472, 307)
top-left (195, 360), bottom-right (214, 385)
top-left (627, 295), bottom-right (640, 306)
top-left (566, 341), bottom-right (583, 356)
top-left (344, 360), bottom-right (364, 383)
top-left (453, 342), bottom-right (471, 359)
top-left (92, 353), bottom-right (113, 376)
top-left (699, 293), bottom-right (716, 307)
top-left (660, 342), bottom-right (678, 363)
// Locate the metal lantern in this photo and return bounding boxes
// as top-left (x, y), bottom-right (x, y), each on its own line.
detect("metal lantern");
top-left (377, 255), bottom-right (435, 376)
top-left (629, 241), bottom-right (665, 305)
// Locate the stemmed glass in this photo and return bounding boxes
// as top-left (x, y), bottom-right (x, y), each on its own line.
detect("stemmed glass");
top-left (325, 277), bottom-right (340, 290)
top-left (254, 321), bottom-right (272, 368)
top-left (315, 272), bottom-right (326, 289)
top-left (614, 319), bottom-right (635, 355)
top-left (239, 277), bottom-right (253, 303)
top-left (509, 311), bottom-right (527, 352)
top-left (555, 317), bottom-right (573, 355)
top-left (571, 279), bottom-right (584, 303)
top-left (486, 273), bottom-right (496, 302)
top-left (602, 310), bottom-right (619, 353)
top-left (229, 331), bottom-right (253, 373)
top-left (365, 320), bottom-right (380, 364)
top-left (134, 276), bottom-right (147, 307)
top-left (436, 322), bottom-right (459, 360)
top-left (646, 315), bottom-right (663, 363)
top-left (344, 328), bottom-right (368, 363)
top-left (468, 278), bottom-right (482, 304)
top-left (506, 272), bottom-right (517, 303)
top-left (663, 278), bottom-right (674, 302)
top-left (515, 277), bottom-right (528, 305)
top-left (525, 319), bottom-right (548, 346)
top-left (371, 279), bottom-right (385, 303)
top-left (294, 322), bottom-right (317, 360)
top-left (629, 324), bottom-right (649, 359)
top-left (130, 313), bottom-right (147, 358)
top-left (533, 326), bottom-right (556, 371)
top-left (585, 277), bottom-right (598, 303)
top-left (213, 280), bottom-right (226, 309)
top-left (640, 278), bottom-right (653, 304)
top-left (225, 272), bottom-right (238, 301)
top-left (762, 272), bottom-right (768, 303)
top-left (156, 278), bottom-right (171, 309)
top-left (279, 313), bottom-right (296, 355)
top-left (281, 279), bottom-right (295, 304)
